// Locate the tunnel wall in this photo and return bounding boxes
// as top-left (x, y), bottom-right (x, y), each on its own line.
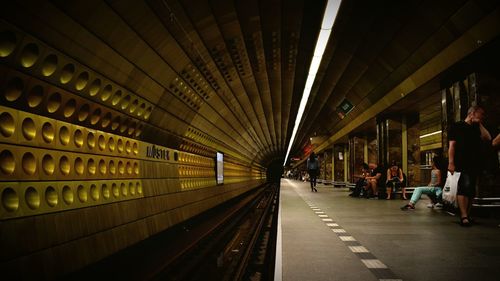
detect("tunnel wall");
top-left (0, 23), bottom-right (265, 278)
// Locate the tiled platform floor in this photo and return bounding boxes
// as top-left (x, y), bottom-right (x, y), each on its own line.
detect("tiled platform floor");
top-left (276, 179), bottom-right (500, 281)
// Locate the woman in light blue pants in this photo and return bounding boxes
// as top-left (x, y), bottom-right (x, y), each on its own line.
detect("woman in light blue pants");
top-left (401, 157), bottom-right (442, 210)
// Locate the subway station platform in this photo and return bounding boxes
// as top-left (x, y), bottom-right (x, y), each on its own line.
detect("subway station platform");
top-left (276, 179), bottom-right (500, 281)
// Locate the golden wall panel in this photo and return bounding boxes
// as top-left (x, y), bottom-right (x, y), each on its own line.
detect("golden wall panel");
top-left (0, 22), bottom-right (154, 123)
top-left (0, 180), bottom-right (144, 220)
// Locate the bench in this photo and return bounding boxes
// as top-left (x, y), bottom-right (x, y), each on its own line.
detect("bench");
top-left (472, 197), bottom-right (500, 208)
top-left (346, 182), bottom-right (356, 191)
top-left (333, 181), bottom-right (346, 188)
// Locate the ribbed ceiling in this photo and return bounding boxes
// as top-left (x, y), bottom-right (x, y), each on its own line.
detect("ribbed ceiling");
top-left (2, 0), bottom-right (499, 167)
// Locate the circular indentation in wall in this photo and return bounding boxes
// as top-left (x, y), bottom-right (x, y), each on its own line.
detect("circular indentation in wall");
top-left (45, 186), bottom-right (58, 207)
top-left (118, 161), bottom-right (124, 175)
top-left (0, 31), bottom-right (16, 57)
top-left (75, 72), bottom-right (89, 90)
top-left (133, 142), bottom-right (138, 155)
top-left (74, 129), bottom-right (83, 148)
top-left (60, 63), bottom-right (75, 84)
top-left (111, 90), bottom-right (122, 106)
top-left (125, 140), bottom-right (131, 154)
top-left (0, 150), bottom-right (15, 175)
top-left (41, 54), bottom-right (58, 76)
top-left (77, 184), bottom-right (87, 203)
top-left (42, 154), bottom-right (55, 175)
top-left (62, 185), bottom-right (73, 205)
top-left (117, 139), bottom-right (124, 153)
top-left (121, 182), bottom-right (127, 196)
top-left (129, 182), bottom-right (135, 195)
top-left (120, 119), bottom-right (128, 133)
top-left (90, 184), bottom-right (99, 201)
top-left (87, 132), bottom-right (95, 149)
top-left (21, 118), bottom-right (36, 140)
top-left (134, 162), bottom-right (139, 175)
top-left (136, 182), bottom-right (142, 194)
top-left (64, 99), bottom-right (76, 118)
top-left (78, 104), bottom-right (90, 122)
top-left (144, 106), bottom-right (153, 119)
top-left (59, 126), bottom-right (70, 145)
top-left (87, 159), bottom-right (96, 175)
top-left (42, 122), bottom-right (55, 143)
top-left (101, 112), bottom-right (111, 128)
top-left (137, 103), bottom-right (146, 117)
top-left (74, 157), bottom-right (84, 175)
top-left (5, 77), bottom-right (24, 102)
top-left (90, 108), bottom-right (101, 125)
top-left (108, 137), bottom-right (115, 152)
top-left (101, 85), bottom-right (112, 101)
top-left (22, 152), bottom-right (36, 175)
top-left (47, 92), bottom-right (62, 113)
top-left (89, 79), bottom-right (101, 96)
top-left (102, 184), bottom-right (110, 199)
top-left (2, 188), bottom-right (18, 212)
top-left (27, 85), bottom-right (44, 108)
top-left (98, 135), bottom-right (106, 151)
top-left (98, 159), bottom-right (106, 175)
top-left (126, 162), bottom-right (132, 175)
top-left (112, 183), bottom-right (119, 198)
top-left (0, 112), bottom-right (15, 137)
top-left (25, 187), bottom-right (40, 210)
top-left (135, 125), bottom-right (143, 137)
top-left (20, 43), bottom-right (39, 68)
top-left (127, 124), bottom-right (135, 136)
top-left (109, 160), bottom-right (116, 175)
top-left (111, 116), bottom-right (121, 130)
top-left (121, 95), bottom-right (131, 110)
top-left (59, 155), bottom-right (70, 175)
top-left (129, 99), bottom-right (138, 113)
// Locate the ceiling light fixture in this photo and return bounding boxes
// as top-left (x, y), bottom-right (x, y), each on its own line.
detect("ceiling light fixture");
top-left (283, 0), bottom-right (342, 166)
top-left (419, 130), bottom-right (442, 139)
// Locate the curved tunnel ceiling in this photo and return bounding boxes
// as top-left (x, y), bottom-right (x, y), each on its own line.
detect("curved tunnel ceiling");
top-left (1, 0), bottom-right (327, 168)
top-left (2, 0), bottom-right (499, 168)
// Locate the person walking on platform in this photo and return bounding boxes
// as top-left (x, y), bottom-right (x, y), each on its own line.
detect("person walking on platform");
top-left (401, 156), bottom-right (442, 210)
top-left (448, 105), bottom-right (491, 226)
top-left (307, 152), bottom-right (319, 192)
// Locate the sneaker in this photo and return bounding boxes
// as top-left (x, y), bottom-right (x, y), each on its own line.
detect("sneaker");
top-left (427, 203), bottom-right (435, 208)
top-left (434, 203), bottom-right (443, 209)
top-left (400, 204), bottom-right (415, 211)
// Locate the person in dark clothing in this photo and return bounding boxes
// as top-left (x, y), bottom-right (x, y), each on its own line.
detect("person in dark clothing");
top-left (448, 105), bottom-right (491, 226)
top-left (307, 152), bottom-right (319, 192)
top-left (365, 163), bottom-right (384, 198)
top-left (385, 161), bottom-right (404, 200)
top-left (350, 163), bottom-right (369, 197)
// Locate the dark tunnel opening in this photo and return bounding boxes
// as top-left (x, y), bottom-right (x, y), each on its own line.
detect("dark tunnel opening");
top-left (267, 160), bottom-right (284, 184)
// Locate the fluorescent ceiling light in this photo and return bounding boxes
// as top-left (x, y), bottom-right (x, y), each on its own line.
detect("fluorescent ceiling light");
top-left (283, 0), bottom-right (341, 166)
top-left (419, 130), bottom-right (442, 138)
top-left (322, 0), bottom-right (342, 29)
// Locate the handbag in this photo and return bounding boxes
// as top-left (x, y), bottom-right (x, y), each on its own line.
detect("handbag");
top-left (442, 171), bottom-right (461, 207)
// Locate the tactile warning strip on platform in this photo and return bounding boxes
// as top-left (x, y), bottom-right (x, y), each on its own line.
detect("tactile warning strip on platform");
top-left (304, 200), bottom-right (403, 281)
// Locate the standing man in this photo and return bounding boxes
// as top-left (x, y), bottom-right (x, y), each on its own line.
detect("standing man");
top-left (448, 105), bottom-right (491, 226)
top-left (307, 152), bottom-right (319, 192)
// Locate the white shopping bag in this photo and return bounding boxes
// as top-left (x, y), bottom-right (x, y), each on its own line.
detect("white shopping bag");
top-left (442, 171), bottom-right (461, 206)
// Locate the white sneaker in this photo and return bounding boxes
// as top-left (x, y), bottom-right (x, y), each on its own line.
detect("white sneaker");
top-left (427, 203), bottom-right (434, 208)
top-left (434, 203), bottom-right (443, 209)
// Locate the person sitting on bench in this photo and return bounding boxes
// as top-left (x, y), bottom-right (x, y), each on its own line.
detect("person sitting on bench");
top-left (401, 156), bottom-right (443, 210)
top-left (385, 161), bottom-right (404, 200)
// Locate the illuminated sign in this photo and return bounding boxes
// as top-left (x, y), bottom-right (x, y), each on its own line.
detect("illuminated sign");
top-left (216, 152), bottom-right (224, 184)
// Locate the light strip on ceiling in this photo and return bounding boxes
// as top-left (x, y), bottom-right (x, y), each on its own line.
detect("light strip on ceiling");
top-left (419, 130), bottom-right (442, 138)
top-left (283, 0), bottom-right (342, 166)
